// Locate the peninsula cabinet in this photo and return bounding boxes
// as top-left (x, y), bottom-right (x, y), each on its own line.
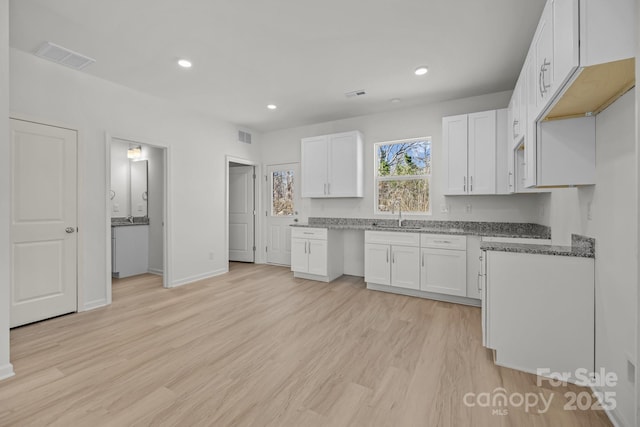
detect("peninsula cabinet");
top-left (300, 130), bottom-right (363, 198)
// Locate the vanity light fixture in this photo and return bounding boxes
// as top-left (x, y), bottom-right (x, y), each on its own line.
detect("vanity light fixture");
top-left (127, 146), bottom-right (142, 160)
top-left (177, 59), bottom-right (192, 68)
top-left (414, 66), bottom-right (429, 76)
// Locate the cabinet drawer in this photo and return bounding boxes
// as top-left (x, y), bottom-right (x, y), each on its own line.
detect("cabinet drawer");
top-left (421, 234), bottom-right (467, 250)
top-left (365, 231), bottom-right (419, 246)
top-left (291, 227), bottom-right (327, 240)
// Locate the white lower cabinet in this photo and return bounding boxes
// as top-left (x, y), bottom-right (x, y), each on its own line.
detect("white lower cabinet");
top-left (112, 225), bottom-right (149, 279)
top-left (291, 227), bottom-right (343, 282)
top-left (483, 250), bottom-right (594, 383)
top-left (420, 234), bottom-right (467, 297)
top-left (364, 231), bottom-right (420, 290)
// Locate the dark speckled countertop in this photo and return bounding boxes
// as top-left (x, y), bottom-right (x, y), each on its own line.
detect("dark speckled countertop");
top-left (292, 217), bottom-right (551, 239)
top-left (480, 234), bottom-right (595, 258)
top-left (111, 216), bottom-right (149, 227)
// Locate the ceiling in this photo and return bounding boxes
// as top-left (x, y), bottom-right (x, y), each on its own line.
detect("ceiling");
top-left (9, 0), bottom-right (546, 132)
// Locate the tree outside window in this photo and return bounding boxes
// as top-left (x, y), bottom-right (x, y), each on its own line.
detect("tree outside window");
top-left (375, 138), bottom-right (431, 214)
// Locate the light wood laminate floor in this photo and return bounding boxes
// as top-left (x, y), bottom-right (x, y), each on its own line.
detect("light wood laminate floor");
top-left (0, 263), bottom-right (611, 426)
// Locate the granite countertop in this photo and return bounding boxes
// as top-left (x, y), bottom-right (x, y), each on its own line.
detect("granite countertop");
top-left (292, 217), bottom-right (551, 239)
top-left (111, 216), bottom-right (149, 227)
top-left (480, 234), bottom-right (595, 258)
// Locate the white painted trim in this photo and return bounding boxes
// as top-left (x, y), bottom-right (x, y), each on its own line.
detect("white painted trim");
top-left (148, 268), bottom-right (164, 276)
top-left (225, 156), bottom-right (260, 265)
top-left (591, 385), bottom-right (624, 427)
top-left (80, 299), bottom-right (108, 312)
top-left (0, 363), bottom-right (14, 381)
top-left (169, 268), bottom-right (228, 288)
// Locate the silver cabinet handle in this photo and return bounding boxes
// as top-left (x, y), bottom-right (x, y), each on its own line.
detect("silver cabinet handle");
top-left (539, 59), bottom-right (551, 97)
top-left (512, 120), bottom-right (519, 139)
top-left (327, 183), bottom-right (330, 195)
top-left (433, 240), bottom-right (452, 244)
top-left (65, 227), bottom-right (75, 234)
top-left (386, 248), bottom-right (389, 263)
top-left (421, 252), bottom-right (424, 267)
top-left (470, 176), bottom-right (473, 192)
top-left (323, 183), bottom-right (327, 195)
top-left (463, 176), bottom-right (466, 192)
top-left (477, 272), bottom-right (482, 291)
top-left (308, 242), bottom-right (311, 254)
top-left (508, 171), bottom-right (513, 188)
top-left (392, 251), bottom-right (396, 264)
top-left (304, 241), bottom-right (307, 254)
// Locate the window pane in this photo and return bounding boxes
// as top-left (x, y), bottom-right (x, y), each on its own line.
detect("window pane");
top-left (377, 179), bottom-right (429, 213)
top-left (377, 140), bottom-right (431, 177)
top-left (272, 170), bottom-right (294, 216)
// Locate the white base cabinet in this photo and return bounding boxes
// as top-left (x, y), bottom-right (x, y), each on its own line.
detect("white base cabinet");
top-left (420, 234), bottom-right (467, 297)
top-left (483, 250), bottom-right (594, 383)
top-left (112, 225), bottom-right (149, 279)
top-left (291, 228), bottom-right (343, 282)
top-left (364, 231), bottom-right (420, 290)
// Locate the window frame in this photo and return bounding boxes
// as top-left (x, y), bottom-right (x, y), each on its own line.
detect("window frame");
top-left (373, 136), bottom-right (432, 216)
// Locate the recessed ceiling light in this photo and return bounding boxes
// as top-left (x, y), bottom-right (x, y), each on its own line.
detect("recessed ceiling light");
top-left (414, 66), bottom-right (429, 76)
top-left (390, 98), bottom-right (401, 104)
top-left (177, 59), bottom-right (192, 68)
top-left (267, 104), bottom-right (278, 110)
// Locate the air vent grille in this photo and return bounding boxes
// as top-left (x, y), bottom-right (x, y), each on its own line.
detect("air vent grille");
top-left (34, 42), bottom-right (96, 70)
top-left (238, 130), bottom-right (252, 144)
top-left (345, 89), bottom-right (366, 98)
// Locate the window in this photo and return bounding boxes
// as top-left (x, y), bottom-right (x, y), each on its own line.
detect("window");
top-left (375, 138), bottom-right (431, 214)
top-left (271, 170), bottom-right (294, 216)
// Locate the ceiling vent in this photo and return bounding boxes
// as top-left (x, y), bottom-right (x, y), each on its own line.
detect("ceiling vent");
top-left (34, 42), bottom-right (96, 70)
top-left (345, 89), bottom-right (366, 98)
top-left (238, 130), bottom-right (252, 144)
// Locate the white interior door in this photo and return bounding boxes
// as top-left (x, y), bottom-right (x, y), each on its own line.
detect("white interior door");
top-left (229, 165), bottom-right (255, 262)
top-left (266, 163), bottom-right (300, 266)
top-left (10, 119), bottom-right (77, 327)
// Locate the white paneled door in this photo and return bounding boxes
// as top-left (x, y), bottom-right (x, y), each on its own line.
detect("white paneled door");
top-left (10, 119), bottom-right (78, 327)
top-left (229, 165), bottom-right (255, 262)
top-left (266, 163), bottom-right (300, 266)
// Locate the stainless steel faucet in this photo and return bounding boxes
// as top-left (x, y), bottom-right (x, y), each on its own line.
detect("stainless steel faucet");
top-left (394, 200), bottom-right (403, 227)
top-left (126, 215), bottom-right (134, 224)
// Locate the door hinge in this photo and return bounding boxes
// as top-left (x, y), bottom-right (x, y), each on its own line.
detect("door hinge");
top-left (265, 175), bottom-right (268, 182)
top-left (265, 246), bottom-right (268, 252)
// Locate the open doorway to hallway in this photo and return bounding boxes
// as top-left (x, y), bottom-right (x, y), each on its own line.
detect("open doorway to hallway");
top-left (228, 161), bottom-right (256, 263)
top-left (109, 137), bottom-right (167, 295)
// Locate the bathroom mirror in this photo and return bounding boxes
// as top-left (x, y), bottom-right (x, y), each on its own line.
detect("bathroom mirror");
top-left (130, 160), bottom-right (148, 217)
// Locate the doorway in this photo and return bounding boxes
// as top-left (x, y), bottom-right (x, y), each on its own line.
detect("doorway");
top-left (107, 136), bottom-right (168, 299)
top-left (265, 163), bottom-right (300, 266)
top-left (228, 163), bottom-right (256, 262)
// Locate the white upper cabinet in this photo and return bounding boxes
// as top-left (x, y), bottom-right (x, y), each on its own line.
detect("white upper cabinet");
top-left (533, 1), bottom-right (555, 113)
top-left (443, 110), bottom-right (506, 196)
top-left (301, 131), bottom-right (363, 198)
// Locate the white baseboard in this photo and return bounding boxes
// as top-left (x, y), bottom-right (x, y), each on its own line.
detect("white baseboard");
top-left (170, 268), bottom-right (228, 288)
top-left (80, 299), bottom-right (108, 312)
top-left (148, 268), bottom-right (164, 276)
top-left (0, 363), bottom-right (15, 381)
top-left (591, 385), bottom-right (626, 427)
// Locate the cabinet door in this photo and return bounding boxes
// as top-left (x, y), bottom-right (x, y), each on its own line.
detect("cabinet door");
top-left (327, 132), bottom-right (363, 197)
top-left (442, 115), bottom-right (468, 195)
top-left (523, 53), bottom-right (538, 188)
top-left (364, 243), bottom-right (391, 286)
top-left (533, 1), bottom-right (554, 112)
top-left (468, 110), bottom-right (496, 195)
top-left (552, 0), bottom-right (579, 89)
top-left (290, 238), bottom-right (309, 273)
top-left (420, 248), bottom-right (466, 296)
top-left (391, 245), bottom-right (420, 290)
top-left (307, 239), bottom-right (328, 276)
top-left (301, 136), bottom-right (328, 197)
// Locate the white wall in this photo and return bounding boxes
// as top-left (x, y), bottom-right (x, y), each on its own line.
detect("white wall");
top-left (0, 0), bottom-right (13, 380)
top-left (261, 91), bottom-right (547, 275)
top-left (9, 48), bottom-right (262, 308)
top-left (543, 91), bottom-right (637, 426)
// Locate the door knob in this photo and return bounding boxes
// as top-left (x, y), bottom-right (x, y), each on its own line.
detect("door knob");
top-left (65, 227), bottom-right (75, 233)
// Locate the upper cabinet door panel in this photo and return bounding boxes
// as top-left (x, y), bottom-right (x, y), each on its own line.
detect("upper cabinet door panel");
top-left (533, 1), bottom-right (554, 114)
top-left (552, 0), bottom-right (579, 89)
top-left (442, 115), bottom-right (468, 195)
top-left (328, 132), bottom-right (363, 197)
top-left (467, 110), bottom-right (496, 195)
top-left (301, 136), bottom-right (328, 198)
